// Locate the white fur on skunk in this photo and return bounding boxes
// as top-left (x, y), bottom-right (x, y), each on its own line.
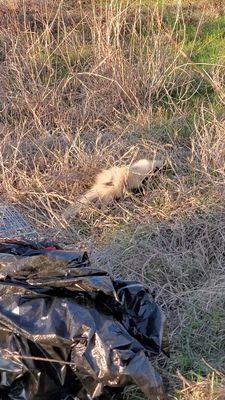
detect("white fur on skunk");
top-left (63, 158), bottom-right (164, 218)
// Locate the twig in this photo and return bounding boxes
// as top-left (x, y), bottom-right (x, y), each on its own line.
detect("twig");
top-left (3, 349), bottom-right (77, 367)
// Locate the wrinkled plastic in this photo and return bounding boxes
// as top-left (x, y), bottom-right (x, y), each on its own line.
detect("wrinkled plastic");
top-left (0, 238), bottom-right (168, 400)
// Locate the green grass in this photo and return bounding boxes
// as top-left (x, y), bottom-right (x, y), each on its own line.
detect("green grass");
top-left (186, 16), bottom-right (225, 63)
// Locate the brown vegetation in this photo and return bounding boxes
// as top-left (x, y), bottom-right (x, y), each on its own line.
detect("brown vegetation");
top-left (1, 1), bottom-right (225, 398)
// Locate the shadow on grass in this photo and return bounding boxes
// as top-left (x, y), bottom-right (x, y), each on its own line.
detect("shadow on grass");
top-left (81, 206), bottom-right (225, 399)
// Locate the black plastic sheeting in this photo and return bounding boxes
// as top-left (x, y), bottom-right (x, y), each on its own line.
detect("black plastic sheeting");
top-left (0, 238), bottom-right (169, 400)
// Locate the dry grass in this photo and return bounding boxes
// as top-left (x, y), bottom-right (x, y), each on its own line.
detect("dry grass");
top-left (1, 0), bottom-right (225, 399)
top-left (123, 370), bottom-right (225, 400)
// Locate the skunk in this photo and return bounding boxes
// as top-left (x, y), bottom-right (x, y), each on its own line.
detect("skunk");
top-left (63, 158), bottom-right (164, 218)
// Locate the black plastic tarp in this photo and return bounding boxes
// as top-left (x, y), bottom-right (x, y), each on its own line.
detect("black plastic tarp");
top-left (0, 238), bottom-right (168, 399)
